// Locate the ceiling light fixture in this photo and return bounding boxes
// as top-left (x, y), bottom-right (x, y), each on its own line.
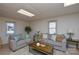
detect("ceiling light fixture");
top-left (64, 3), bottom-right (76, 7)
top-left (17, 9), bottom-right (35, 17)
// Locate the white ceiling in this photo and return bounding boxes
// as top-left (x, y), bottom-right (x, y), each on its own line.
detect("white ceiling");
top-left (0, 3), bottom-right (79, 21)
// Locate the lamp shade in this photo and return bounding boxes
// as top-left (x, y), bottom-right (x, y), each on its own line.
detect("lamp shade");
top-left (67, 29), bottom-right (74, 35)
top-left (68, 29), bottom-right (73, 33)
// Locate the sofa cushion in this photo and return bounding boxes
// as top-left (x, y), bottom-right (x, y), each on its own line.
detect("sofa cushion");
top-left (14, 35), bottom-right (20, 42)
top-left (56, 35), bottom-right (64, 42)
top-left (17, 40), bottom-right (26, 46)
top-left (54, 42), bottom-right (62, 47)
top-left (42, 39), bottom-right (54, 45)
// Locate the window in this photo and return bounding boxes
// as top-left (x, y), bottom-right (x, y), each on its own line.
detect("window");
top-left (6, 22), bottom-right (15, 34)
top-left (48, 21), bottom-right (57, 34)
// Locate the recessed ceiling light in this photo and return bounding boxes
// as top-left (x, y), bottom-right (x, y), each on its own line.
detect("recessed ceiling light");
top-left (64, 3), bottom-right (76, 7)
top-left (17, 9), bottom-right (35, 17)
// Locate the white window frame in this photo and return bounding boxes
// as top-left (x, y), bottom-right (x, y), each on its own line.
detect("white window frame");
top-left (48, 21), bottom-right (57, 34)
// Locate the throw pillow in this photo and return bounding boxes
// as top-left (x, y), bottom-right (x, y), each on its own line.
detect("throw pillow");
top-left (14, 34), bottom-right (22, 41)
top-left (42, 33), bottom-right (48, 39)
top-left (51, 35), bottom-right (56, 41)
top-left (56, 34), bottom-right (64, 42)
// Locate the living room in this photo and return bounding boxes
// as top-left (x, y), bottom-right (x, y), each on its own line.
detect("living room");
top-left (0, 3), bottom-right (79, 55)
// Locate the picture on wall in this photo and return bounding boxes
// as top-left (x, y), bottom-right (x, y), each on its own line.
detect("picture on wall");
top-left (6, 22), bottom-right (15, 34)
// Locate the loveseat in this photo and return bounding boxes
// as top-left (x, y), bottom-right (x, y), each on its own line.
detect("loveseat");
top-left (8, 34), bottom-right (27, 52)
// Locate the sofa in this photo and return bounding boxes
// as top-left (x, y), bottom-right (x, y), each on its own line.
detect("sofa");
top-left (8, 34), bottom-right (27, 52)
top-left (42, 34), bottom-right (67, 52)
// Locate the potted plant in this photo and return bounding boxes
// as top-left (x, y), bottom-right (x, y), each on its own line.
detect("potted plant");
top-left (33, 31), bottom-right (42, 42)
top-left (25, 26), bottom-right (32, 34)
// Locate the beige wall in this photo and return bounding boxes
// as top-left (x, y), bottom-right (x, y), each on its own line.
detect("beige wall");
top-left (0, 17), bottom-right (29, 44)
top-left (30, 13), bottom-right (79, 39)
top-left (1, 13), bottom-right (79, 44)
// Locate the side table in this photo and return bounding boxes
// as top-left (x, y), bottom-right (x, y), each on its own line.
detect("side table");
top-left (66, 39), bottom-right (79, 49)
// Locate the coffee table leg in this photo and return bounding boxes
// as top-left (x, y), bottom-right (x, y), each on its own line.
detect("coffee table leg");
top-left (51, 48), bottom-right (53, 55)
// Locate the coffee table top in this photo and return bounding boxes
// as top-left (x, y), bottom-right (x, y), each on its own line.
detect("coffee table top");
top-left (29, 42), bottom-right (53, 54)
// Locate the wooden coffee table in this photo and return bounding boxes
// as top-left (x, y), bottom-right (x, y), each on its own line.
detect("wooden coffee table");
top-left (29, 42), bottom-right (53, 55)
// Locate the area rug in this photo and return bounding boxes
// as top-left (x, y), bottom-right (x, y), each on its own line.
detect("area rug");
top-left (9, 46), bottom-right (79, 55)
top-left (10, 46), bottom-right (33, 55)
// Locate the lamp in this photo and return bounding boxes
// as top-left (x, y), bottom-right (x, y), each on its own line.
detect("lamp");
top-left (67, 29), bottom-right (74, 40)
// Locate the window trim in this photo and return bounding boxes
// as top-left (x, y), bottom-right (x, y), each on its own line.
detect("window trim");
top-left (48, 20), bottom-right (57, 35)
top-left (6, 21), bottom-right (16, 34)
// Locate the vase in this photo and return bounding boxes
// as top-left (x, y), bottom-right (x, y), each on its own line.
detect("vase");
top-left (25, 33), bottom-right (30, 42)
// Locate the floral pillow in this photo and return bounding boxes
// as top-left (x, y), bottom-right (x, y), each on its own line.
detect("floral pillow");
top-left (56, 34), bottom-right (64, 42)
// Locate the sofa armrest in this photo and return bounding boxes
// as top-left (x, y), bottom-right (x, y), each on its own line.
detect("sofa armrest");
top-left (9, 39), bottom-right (17, 51)
top-left (61, 39), bottom-right (66, 47)
top-left (62, 39), bottom-right (66, 43)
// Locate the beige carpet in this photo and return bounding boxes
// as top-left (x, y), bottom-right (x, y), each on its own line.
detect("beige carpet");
top-left (0, 45), bottom-right (79, 55)
top-left (10, 46), bottom-right (33, 55)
